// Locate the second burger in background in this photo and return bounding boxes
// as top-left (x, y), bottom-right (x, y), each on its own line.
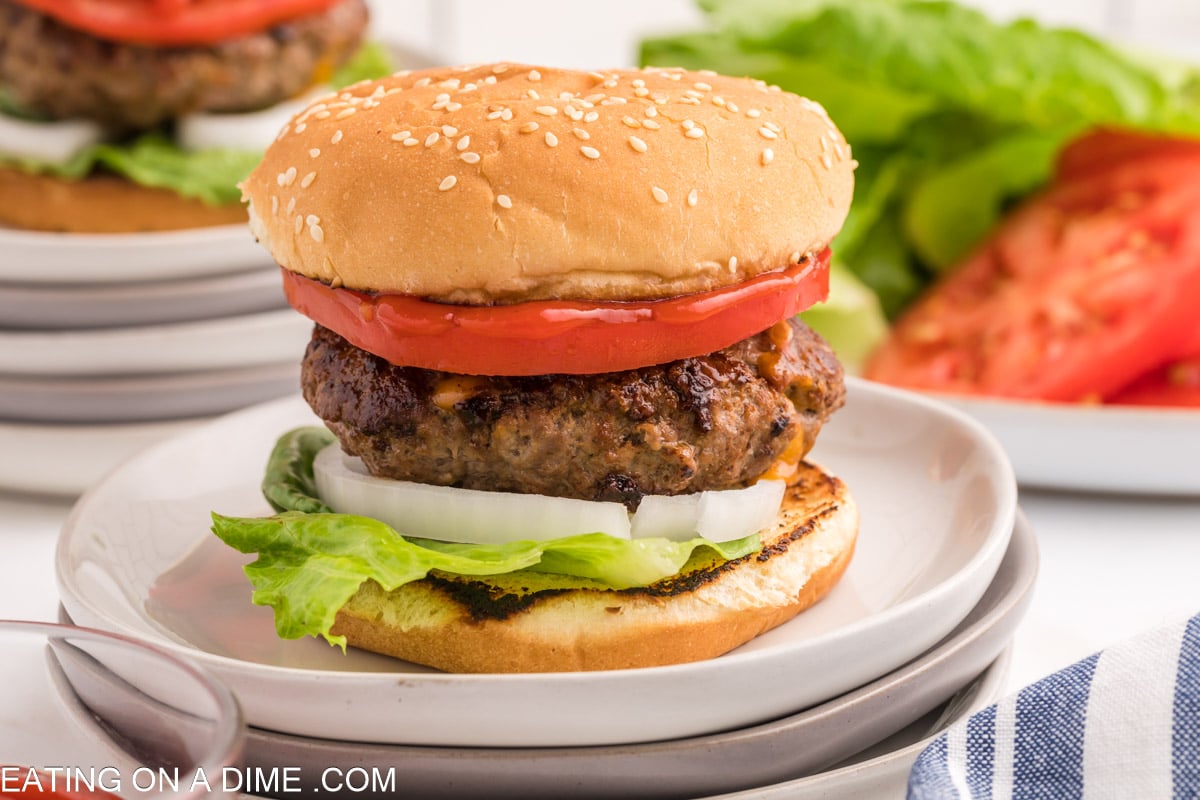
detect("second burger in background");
top-left (0, 0), bottom-right (385, 232)
top-left (215, 62), bottom-right (860, 673)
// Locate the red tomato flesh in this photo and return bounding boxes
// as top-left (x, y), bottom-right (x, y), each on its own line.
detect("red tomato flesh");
top-left (13, 0), bottom-right (342, 45)
top-left (1108, 356), bottom-right (1200, 408)
top-left (866, 146), bottom-right (1200, 402)
top-left (281, 251), bottom-right (831, 376)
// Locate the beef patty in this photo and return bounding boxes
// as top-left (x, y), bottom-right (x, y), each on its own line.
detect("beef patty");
top-left (0, 0), bottom-right (367, 130)
top-left (301, 319), bottom-right (845, 507)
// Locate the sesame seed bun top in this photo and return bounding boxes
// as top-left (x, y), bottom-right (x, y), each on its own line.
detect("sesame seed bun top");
top-left (242, 62), bottom-right (855, 304)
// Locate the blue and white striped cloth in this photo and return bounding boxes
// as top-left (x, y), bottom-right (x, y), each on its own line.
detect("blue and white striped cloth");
top-left (908, 614), bottom-right (1200, 799)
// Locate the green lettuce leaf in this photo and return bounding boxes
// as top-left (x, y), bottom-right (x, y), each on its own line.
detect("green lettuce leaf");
top-left (641, 0), bottom-right (1200, 343)
top-left (212, 428), bottom-right (761, 647)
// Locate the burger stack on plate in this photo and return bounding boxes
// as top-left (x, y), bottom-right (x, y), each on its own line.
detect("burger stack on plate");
top-left (0, 0), bottom-right (387, 495)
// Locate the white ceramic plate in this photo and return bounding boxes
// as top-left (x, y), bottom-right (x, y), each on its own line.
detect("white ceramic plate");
top-left (937, 393), bottom-right (1200, 495)
top-left (0, 309), bottom-right (311, 377)
top-left (0, 267), bottom-right (285, 330)
top-left (0, 224), bottom-right (273, 285)
top-left (0, 416), bottom-right (209, 497)
top-left (0, 363), bottom-right (298, 424)
top-left (56, 379), bottom-right (1017, 747)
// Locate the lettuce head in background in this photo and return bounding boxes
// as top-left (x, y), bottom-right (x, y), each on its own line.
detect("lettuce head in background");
top-left (640, 0), bottom-right (1200, 368)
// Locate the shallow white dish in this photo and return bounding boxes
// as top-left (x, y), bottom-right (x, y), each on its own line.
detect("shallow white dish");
top-left (937, 393), bottom-right (1200, 495)
top-left (0, 416), bottom-right (209, 496)
top-left (0, 224), bottom-right (273, 285)
top-left (0, 308), bottom-right (311, 377)
top-left (0, 267), bottom-right (285, 330)
top-left (0, 363), bottom-right (298, 423)
top-left (57, 379), bottom-right (1016, 747)
top-left (707, 649), bottom-right (1011, 800)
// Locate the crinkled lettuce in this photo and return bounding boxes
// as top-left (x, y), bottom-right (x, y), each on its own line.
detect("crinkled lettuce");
top-left (0, 42), bottom-right (394, 206)
top-left (212, 428), bottom-right (761, 649)
top-left (642, 0), bottom-right (1200, 350)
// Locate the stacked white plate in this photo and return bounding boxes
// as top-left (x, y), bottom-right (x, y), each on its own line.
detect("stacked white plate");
top-left (0, 224), bottom-right (311, 496)
top-left (57, 379), bottom-right (1036, 798)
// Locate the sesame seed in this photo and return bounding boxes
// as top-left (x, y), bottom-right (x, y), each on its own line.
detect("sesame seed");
top-left (584, 112), bottom-right (599, 123)
top-left (305, 214), bottom-right (320, 226)
top-left (632, 78), bottom-right (646, 88)
top-left (685, 128), bottom-right (705, 139)
top-left (791, 251), bottom-right (802, 264)
top-left (581, 145), bottom-right (600, 159)
top-left (821, 153), bottom-right (833, 169)
top-left (651, 186), bottom-right (669, 204)
top-left (759, 127), bottom-right (777, 140)
top-left (439, 78), bottom-right (461, 89)
top-left (727, 101), bottom-right (739, 113)
top-left (528, 69), bottom-right (542, 81)
top-left (634, 87), bottom-right (649, 97)
top-left (457, 135), bottom-right (471, 151)
top-left (545, 132), bottom-right (559, 147)
top-left (520, 121), bottom-right (540, 133)
top-left (573, 128), bottom-right (590, 140)
top-left (403, 137), bottom-right (419, 146)
top-left (286, 197), bottom-right (296, 214)
top-left (271, 195), bottom-right (279, 214)
top-left (314, 110), bottom-right (331, 119)
top-left (483, 75), bottom-right (497, 85)
top-left (645, 106), bottom-right (658, 117)
top-left (439, 175), bottom-right (457, 191)
top-left (728, 256), bottom-right (738, 271)
top-left (820, 136), bottom-right (829, 153)
top-left (295, 122), bottom-right (307, 133)
top-left (746, 108), bottom-right (762, 118)
top-left (301, 171), bottom-right (317, 188)
top-left (390, 133), bottom-right (407, 141)
top-left (685, 89), bottom-right (704, 99)
top-left (487, 110), bottom-right (504, 120)
top-left (642, 119), bottom-right (661, 130)
top-left (622, 116), bottom-right (640, 128)
top-left (600, 97), bottom-right (627, 105)
top-left (712, 96), bottom-right (726, 107)
top-left (442, 125), bottom-right (458, 136)
top-left (497, 194), bottom-right (513, 209)
top-left (535, 106), bottom-right (558, 116)
top-left (446, 102), bottom-right (462, 112)
top-left (425, 132), bottom-right (440, 147)
top-left (501, 108), bottom-right (513, 120)
top-left (584, 93), bottom-right (606, 103)
top-left (761, 148), bottom-right (774, 165)
top-left (310, 225), bottom-right (324, 242)
top-left (414, 77), bottom-right (432, 87)
top-left (687, 189), bottom-right (698, 207)
top-left (294, 215), bottom-right (303, 234)
top-left (629, 135), bottom-right (647, 153)
top-left (492, 64), bottom-right (508, 74)
top-left (682, 119), bottom-right (695, 130)
top-left (566, 107), bottom-right (583, 121)
top-left (460, 152), bottom-right (481, 164)
top-left (331, 130), bottom-right (343, 144)
top-left (527, 89), bottom-right (541, 100)
top-left (694, 81), bottom-right (713, 91)
top-left (335, 108), bottom-right (356, 120)
top-left (764, 121), bottom-right (782, 133)
top-left (282, 166), bottom-right (297, 186)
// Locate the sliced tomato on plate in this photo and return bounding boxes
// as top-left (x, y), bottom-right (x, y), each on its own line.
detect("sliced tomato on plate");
top-left (1108, 356), bottom-right (1200, 408)
top-left (865, 150), bottom-right (1200, 402)
top-left (282, 250), bottom-right (831, 377)
top-left (13, 0), bottom-right (342, 45)
top-left (1056, 128), bottom-right (1200, 184)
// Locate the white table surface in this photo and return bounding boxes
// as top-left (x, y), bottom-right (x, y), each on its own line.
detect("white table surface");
top-left (4, 482), bottom-right (1198, 696)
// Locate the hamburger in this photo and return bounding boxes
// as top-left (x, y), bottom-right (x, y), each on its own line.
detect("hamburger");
top-left (0, 0), bottom-right (377, 233)
top-left (213, 62), bottom-right (860, 673)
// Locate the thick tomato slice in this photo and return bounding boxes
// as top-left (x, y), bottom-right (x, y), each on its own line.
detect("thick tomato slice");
top-left (1108, 357), bottom-right (1200, 408)
top-left (14, 0), bottom-right (342, 46)
top-left (865, 152), bottom-right (1200, 402)
top-left (1056, 128), bottom-right (1200, 184)
top-left (282, 251), bottom-right (830, 377)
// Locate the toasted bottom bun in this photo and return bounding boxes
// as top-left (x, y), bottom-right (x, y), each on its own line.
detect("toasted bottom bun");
top-left (331, 461), bottom-right (858, 673)
top-left (0, 167), bottom-right (246, 233)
